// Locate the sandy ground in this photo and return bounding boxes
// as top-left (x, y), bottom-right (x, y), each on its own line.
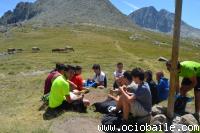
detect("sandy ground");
top-left (84, 89), bottom-right (108, 105)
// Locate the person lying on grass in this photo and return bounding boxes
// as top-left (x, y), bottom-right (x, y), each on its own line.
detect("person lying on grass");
top-left (48, 65), bottom-right (89, 112)
top-left (70, 66), bottom-right (89, 94)
top-left (86, 64), bottom-right (107, 89)
top-left (110, 68), bottom-right (152, 122)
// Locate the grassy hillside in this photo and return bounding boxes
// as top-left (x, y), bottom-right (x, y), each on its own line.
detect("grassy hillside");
top-left (0, 24), bottom-right (199, 133)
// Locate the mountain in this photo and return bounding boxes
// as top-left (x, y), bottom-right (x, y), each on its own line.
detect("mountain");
top-left (0, 0), bottom-right (134, 28)
top-left (129, 6), bottom-right (200, 39)
top-left (0, 2), bottom-right (38, 25)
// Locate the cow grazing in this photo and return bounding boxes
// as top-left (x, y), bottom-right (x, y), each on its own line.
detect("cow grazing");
top-left (52, 47), bottom-right (74, 53)
top-left (7, 48), bottom-right (16, 54)
top-left (65, 46), bottom-right (74, 52)
top-left (32, 47), bottom-right (40, 53)
top-left (16, 48), bottom-right (24, 53)
top-left (52, 48), bottom-right (66, 53)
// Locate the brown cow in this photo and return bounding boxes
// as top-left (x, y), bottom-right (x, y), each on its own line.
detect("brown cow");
top-left (7, 48), bottom-right (16, 54)
top-left (16, 48), bottom-right (24, 53)
top-left (52, 48), bottom-right (66, 53)
top-left (65, 47), bottom-right (74, 52)
top-left (32, 47), bottom-right (40, 53)
top-left (52, 47), bottom-right (74, 53)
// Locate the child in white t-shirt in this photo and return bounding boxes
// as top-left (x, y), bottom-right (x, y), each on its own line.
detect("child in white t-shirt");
top-left (113, 62), bottom-right (125, 89)
top-left (87, 64), bottom-right (107, 89)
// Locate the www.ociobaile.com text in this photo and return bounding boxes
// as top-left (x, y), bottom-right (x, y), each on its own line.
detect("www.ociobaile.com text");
top-left (98, 123), bottom-right (200, 132)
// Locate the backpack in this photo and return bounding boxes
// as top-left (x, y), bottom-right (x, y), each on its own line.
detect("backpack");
top-left (93, 99), bottom-right (116, 114)
top-left (101, 113), bottom-right (122, 133)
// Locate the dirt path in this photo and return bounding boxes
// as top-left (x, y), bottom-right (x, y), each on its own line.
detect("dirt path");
top-left (114, 41), bottom-right (157, 71)
top-left (50, 117), bottom-right (103, 133)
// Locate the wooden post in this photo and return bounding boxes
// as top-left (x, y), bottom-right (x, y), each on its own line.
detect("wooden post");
top-left (167, 0), bottom-right (183, 119)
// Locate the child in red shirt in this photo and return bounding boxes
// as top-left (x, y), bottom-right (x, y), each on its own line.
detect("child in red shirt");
top-left (70, 66), bottom-right (85, 91)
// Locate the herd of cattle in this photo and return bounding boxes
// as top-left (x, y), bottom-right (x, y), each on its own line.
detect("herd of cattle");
top-left (0, 46), bottom-right (74, 56)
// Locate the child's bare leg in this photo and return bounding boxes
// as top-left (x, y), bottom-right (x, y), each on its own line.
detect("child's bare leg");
top-left (116, 95), bottom-right (125, 111)
top-left (121, 95), bottom-right (131, 120)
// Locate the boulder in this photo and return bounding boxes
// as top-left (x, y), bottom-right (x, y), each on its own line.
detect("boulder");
top-left (172, 115), bottom-right (181, 124)
top-left (151, 114), bottom-right (167, 126)
top-left (0, 26), bottom-right (7, 33)
top-left (179, 114), bottom-right (198, 126)
top-left (152, 105), bottom-right (167, 116)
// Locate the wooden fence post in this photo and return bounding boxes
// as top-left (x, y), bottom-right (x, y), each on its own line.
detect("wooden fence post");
top-left (167, 0), bottom-right (183, 119)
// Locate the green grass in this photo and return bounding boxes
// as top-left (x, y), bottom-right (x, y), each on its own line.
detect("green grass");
top-left (0, 24), bottom-right (199, 132)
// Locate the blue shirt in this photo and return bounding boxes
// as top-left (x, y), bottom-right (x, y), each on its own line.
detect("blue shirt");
top-left (157, 77), bottom-right (169, 101)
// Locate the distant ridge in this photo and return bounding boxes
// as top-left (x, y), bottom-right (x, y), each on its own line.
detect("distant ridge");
top-left (129, 6), bottom-right (200, 39)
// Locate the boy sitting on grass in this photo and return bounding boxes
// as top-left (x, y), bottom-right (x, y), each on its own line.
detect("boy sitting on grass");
top-left (156, 71), bottom-right (169, 103)
top-left (70, 66), bottom-right (89, 94)
top-left (48, 65), bottom-right (89, 113)
top-left (43, 63), bottom-right (65, 95)
top-left (108, 71), bottom-right (137, 100)
top-left (113, 68), bottom-right (152, 122)
top-left (86, 64), bottom-right (107, 89)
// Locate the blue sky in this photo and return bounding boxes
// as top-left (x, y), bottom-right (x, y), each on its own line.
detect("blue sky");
top-left (110, 0), bottom-right (200, 29)
top-left (0, 0), bottom-right (199, 29)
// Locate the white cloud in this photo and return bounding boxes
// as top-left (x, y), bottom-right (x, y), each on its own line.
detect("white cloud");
top-left (122, 0), bottom-right (139, 10)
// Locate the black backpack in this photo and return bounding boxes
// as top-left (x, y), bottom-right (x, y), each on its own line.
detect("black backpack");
top-left (101, 113), bottom-right (122, 133)
top-left (93, 99), bottom-right (116, 114)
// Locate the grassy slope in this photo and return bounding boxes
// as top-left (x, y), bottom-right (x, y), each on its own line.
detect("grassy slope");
top-left (0, 25), bottom-right (199, 133)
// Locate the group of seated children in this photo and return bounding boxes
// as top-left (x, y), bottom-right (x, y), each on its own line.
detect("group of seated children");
top-left (112, 63), bottom-right (170, 106)
top-left (109, 68), bottom-right (152, 122)
top-left (43, 64), bottom-right (89, 113)
top-left (43, 63), bottom-right (108, 113)
top-left (43, 62), bottom-right (169, 119)
top-left (108, 64), bottom-right (169, 122)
